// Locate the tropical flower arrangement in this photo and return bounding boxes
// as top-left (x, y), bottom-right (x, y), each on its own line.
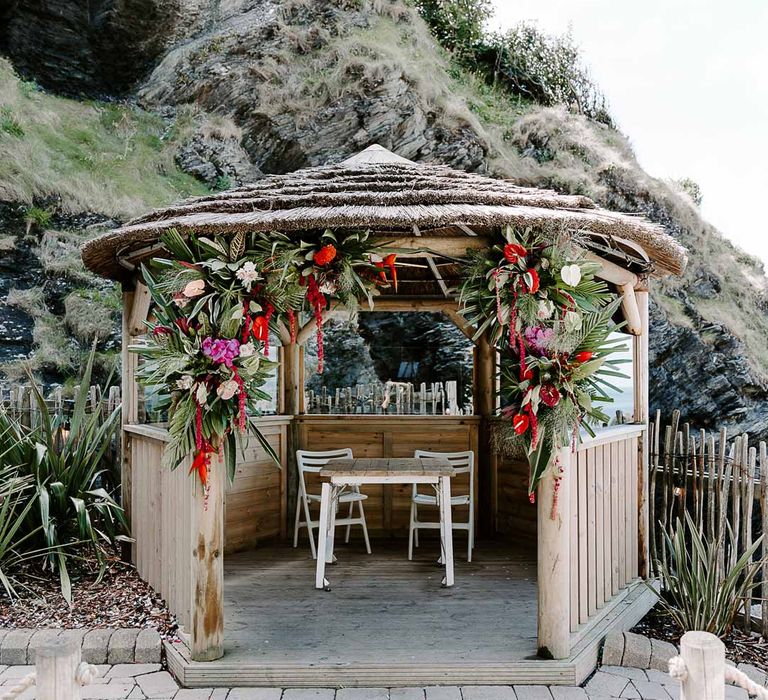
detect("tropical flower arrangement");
top-left (133, 228), bottom-right (390, 489)
top-left (459, 225), bottom-right (628, 505)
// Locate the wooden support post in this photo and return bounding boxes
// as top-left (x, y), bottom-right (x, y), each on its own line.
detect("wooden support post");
top-left (36, 637), bottom-right (82, 700)
top-left (677, 631), bottom-right (725, 700)
top-left (537, 447), bottom-right (571, 660)
top-left (634, 288), bottom-right (650, 578)
top-left (127, 281), bottom-right (152, 336)
top-left (475, 334), bottom-right (496, 535)
top-left (190, 456), bottom-right (225, 662)
top-left (121, 289), bottom-right (138, 563)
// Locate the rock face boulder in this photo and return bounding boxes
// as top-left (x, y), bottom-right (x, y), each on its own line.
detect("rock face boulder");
top-left (0, 0), bottom-right (213, 95)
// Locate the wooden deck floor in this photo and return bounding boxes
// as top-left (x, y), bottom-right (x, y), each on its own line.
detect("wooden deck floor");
top-left (223, 538), bottom-right (538, 666)
top-left (166, 537), bottom-right (657, 687)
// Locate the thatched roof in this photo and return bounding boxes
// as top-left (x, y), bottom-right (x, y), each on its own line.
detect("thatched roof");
top-left (81, 144), bottom-right (688, 282)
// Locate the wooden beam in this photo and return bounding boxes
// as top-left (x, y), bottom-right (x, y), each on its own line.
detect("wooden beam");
top-left (275, 319), bottom-right (291, 346)
top-left (442, 308), bottom-right (477, 343)
top-left (362, 298), bottom-right (459, 313)
top-left (426, 256), bottom-right (451, 297)
top-left (620, 284), bottom-right (643, 336)
top-left (382, 236), bottom-right (485, 258)
top-left (584, 252), bottom-right (639, 287)
top-left (128, 281), bottom-right (151, 336)
top-left (190, 457), bottom-right (225, 661)
top-left (296, 312), bottom-right (333, 346)
top-left (537, 448), bottom-right (571, 659)
top-left (634, 288), bottom-right (650, 578)
top-left (475, 334), bottom-right (496, 536)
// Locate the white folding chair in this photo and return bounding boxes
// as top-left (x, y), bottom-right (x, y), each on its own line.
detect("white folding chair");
top-left (409, 449), bottom-right (475, 562)
top-left (293, 448), bottom-right (372, 559)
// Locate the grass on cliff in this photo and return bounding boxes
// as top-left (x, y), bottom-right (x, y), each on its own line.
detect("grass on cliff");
top-left (0, 58), bottom-right (209, 219)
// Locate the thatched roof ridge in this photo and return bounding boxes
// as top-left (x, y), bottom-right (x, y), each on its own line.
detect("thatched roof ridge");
top-left (81, 144), bottom-right (688, 280)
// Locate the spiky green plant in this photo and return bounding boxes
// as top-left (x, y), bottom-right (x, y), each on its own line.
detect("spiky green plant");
top-left (22, 351), bottom-right (129, 601)
top-left (653, 512), bottom-right (764, 636)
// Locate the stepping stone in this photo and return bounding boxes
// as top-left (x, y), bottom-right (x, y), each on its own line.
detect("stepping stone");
top-left (107, 664), bottom-right (162, 678)
top-left (390, 689), bottom-right (426, 700)
top-left (736, 663), bottom-right (767, 687)
top-left (136, 671), bottom-right (180, 698)
top-left (175, 690), bottom-right (216, 699)
top-left (619, 683), bottom-right (641, 698)
top-left (228, 690), bottom-right (282, 700)
top-left (425, 688), bottom-right (462, 700)
top-left (584, 671), bottom-right (628, 697)
top-left (462, 687), bottom-right (517, 700)
top-left (645, 670), bottom-right (675, 686)
top-left (514, 687), bottom-right (552, 699)
top-left (281, 690), bottom-right (336, 700)
top-left (631, 680), bottom-right (670, 700)
top-left (549, 688), bottom-right (588, 700)
top-left (337, 689), bottom-right (387, 700)
top-left (601, 666), bottom-right (647, 682)
top-left (82, 681), bottom-right (136, 698)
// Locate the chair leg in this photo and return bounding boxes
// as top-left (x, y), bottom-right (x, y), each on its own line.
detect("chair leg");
top-left (467, 523), bottom-right (472, 563)
top-left (303, 493), bottom-right (317, 560)
top-left (408, 499), bottom-right (416, 561)
top-left (345, 499), bottom-right (354, 543)
top-left (293, 492), bottom-right (302, 548)
top-left (358, 499), bottom-right (372, 554)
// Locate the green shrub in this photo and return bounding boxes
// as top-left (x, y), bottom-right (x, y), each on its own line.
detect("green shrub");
top-left (653, 512), bottom-right (763, 636)
top-left (0, 107), bottom-right (24, 137)
top-left (413, 0), bottom-right (492, 57)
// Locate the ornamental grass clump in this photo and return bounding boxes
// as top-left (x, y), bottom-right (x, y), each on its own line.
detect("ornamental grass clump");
top-left (654, 512), bottom-right (763, 637)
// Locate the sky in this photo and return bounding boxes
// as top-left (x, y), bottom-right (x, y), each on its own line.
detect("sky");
top-left (490, 0), bottom-right (768, 266)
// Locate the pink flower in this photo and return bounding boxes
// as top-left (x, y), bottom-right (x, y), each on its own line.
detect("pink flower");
top-left (524, 326), bottom-right (554, 356)
top-left (202, 337), bottom-right (240, 368)
top-left (184, 279), bottom-right (206, 298)
top-left (217, 379), bottom-right (240, 401)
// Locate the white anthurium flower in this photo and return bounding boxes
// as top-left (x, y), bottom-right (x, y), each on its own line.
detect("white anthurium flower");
top-left (195, 382), bottom-right (208, 406)
top-left (319, 280), bottom-right (337, 295)
top-left (176, 375), bottom-right (194, 391)
top-left (239, 341), bottom-right (256, 357)
top-left (560, 263), bottom-right (582, 287)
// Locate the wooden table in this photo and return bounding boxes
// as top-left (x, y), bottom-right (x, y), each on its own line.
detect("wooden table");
top-left (315, 457), bottom-right (456, 590)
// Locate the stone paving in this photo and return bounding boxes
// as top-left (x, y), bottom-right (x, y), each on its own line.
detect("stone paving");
top-left (0, 662), bottom-right (765, 699)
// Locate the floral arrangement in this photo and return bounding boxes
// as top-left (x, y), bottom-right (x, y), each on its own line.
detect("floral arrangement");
top-left (459, 225), bottom-right (628, 501)
top-left (133, 228), bottom-right (389, 489)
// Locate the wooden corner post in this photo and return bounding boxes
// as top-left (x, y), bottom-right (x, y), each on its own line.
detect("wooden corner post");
top-left (634, 287), bottom-right (650, 578)
top-left (537, 447), bottom-right (571, 660)
top-left (190, 457), bottom-right (225, 661)
top-left (475, 333), bottom-right (496, 536)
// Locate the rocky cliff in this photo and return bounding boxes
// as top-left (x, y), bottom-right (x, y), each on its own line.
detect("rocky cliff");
top-left (0, 0), bottom-right (766, 437)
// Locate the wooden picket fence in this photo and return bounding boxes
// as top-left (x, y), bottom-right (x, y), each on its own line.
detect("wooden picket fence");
top-left (0, 383), bottom-right (121, 426)
top-left (649, 409), bottom-right (768, 635)
top-left (305, 379), bottom-right (471, 415)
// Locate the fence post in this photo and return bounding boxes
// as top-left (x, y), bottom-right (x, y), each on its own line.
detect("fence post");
top-left (36, 637), bottom-right (82, 700)
top-left (677, 631), bottom-right (725, 700)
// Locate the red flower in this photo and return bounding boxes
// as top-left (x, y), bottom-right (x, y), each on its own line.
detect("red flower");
top-left (522, 367), bottom-right (534, 381)
top-left (504, 243), bottom-right (527, 264)
top-left (575, 350), bottom-right (593, 363)
top-left (252, 315), bottom-right (269, 342)
top-left (175, 318), bottom-right (191, 334)
top-left (540, 383), bottom-right (561, 408)
top-left (512, 413), bottom-right (530, 435)
top-left (526, 268), bottom-right (540, 293)
top-left (314, 244), bottom-right (337, 267)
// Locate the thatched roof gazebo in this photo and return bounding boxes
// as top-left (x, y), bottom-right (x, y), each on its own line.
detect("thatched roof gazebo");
top-left (82, 145), bottom-right (686, 688)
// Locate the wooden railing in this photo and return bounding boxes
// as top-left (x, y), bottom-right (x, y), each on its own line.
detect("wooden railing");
top-left (570, 426), bottom-right (642, 631)
top-left (538, 424), bottom-right (645, 659)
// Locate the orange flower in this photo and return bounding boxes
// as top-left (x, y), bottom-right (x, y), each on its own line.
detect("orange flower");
top-left (384, 253), bottom-right (398, 292)
top-left (314, 244), bottom-right (337, 267)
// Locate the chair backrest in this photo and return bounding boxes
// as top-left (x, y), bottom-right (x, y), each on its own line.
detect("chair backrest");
top-left (296, 448), bottom-right (354, 494)
top-left (414, 450), bottom-right (474, 497)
